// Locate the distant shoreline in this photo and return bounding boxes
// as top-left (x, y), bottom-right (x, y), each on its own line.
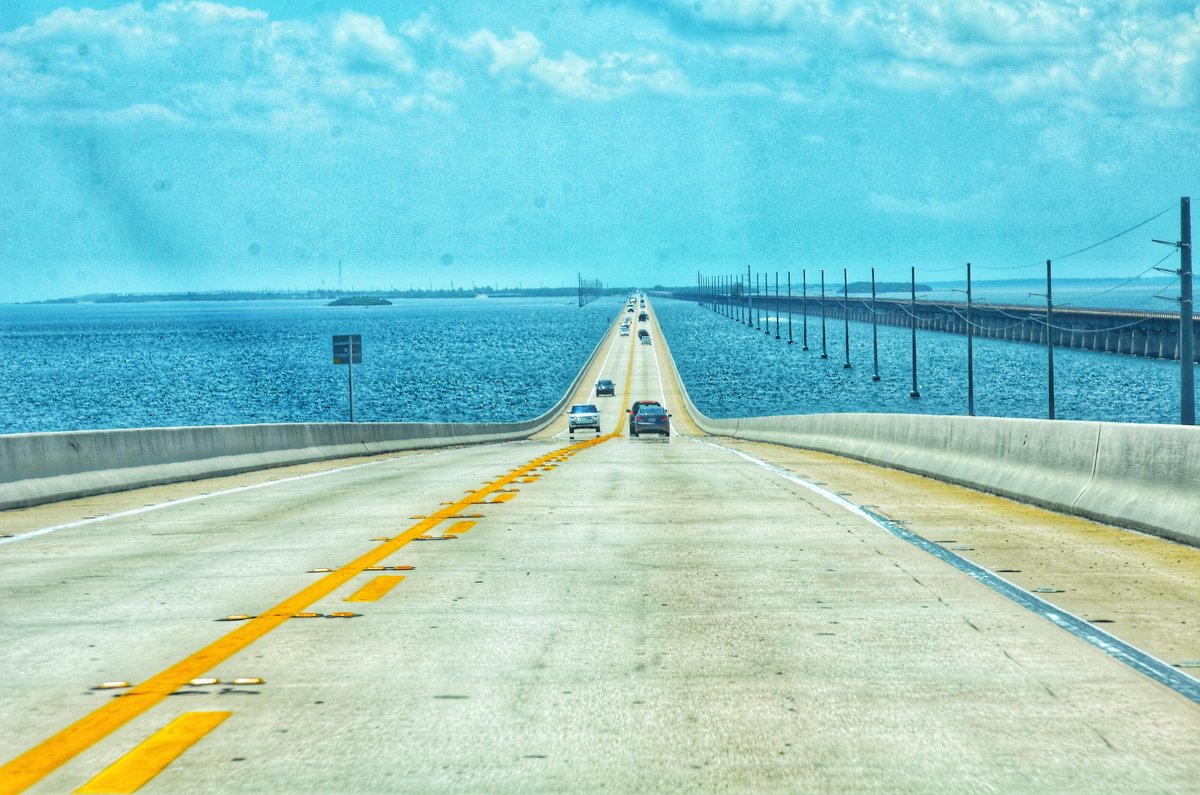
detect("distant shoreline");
top-left (26, 286), bottom-right (638, 305)
top-left (21, 275), bottom-right (1175, 306)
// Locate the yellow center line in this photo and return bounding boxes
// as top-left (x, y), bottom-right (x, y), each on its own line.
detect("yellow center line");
top-left (0, 435), bottom-right (611, 794)
top-left (344, 575), bottom-right (406, 603)
top-left (75, 712), bottom-right (230, 795)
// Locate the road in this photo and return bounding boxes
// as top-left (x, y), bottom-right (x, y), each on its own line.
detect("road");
top-left (2, 301), bottom-right (1199, 793)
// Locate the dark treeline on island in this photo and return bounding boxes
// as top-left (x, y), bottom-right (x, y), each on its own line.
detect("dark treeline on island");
top-left (30, 286), bottom-right (654, 305)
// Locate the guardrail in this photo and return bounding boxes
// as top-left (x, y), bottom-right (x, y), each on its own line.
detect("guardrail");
top-left (0, 316), bottom-right (616, 511)
top-left (663, 329), bottom-right (1200, 548)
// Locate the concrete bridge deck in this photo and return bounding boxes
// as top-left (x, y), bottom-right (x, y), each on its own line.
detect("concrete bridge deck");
top-left (2, 302), bottom-right (1199, 793)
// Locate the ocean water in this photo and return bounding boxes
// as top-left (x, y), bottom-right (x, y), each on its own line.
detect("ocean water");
top-left (0, 297), bottom-right (613, 434)
top-left (1, 282), bottom-right (1192, 435)
top-left (654, 296), bottom-right (1187, 425)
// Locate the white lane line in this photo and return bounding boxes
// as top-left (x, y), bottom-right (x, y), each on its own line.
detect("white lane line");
top-left (692, 436), bottom-right (1200, 704)
top-left (692, 436), bottom-right (874, 519)
top-left (554, 321), bottom-right (627, 440)
top-left (644, 311), bottom-right (676, 437)
top-left (2, 456), bottom-right (410, 544)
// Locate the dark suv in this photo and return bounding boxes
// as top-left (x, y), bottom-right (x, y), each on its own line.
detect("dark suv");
top-left (627, 400), bottom-right (669, 437)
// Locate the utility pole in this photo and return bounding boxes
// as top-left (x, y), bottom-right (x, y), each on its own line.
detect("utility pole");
top-left (820, 270), bottom-right (828, 359)
top-left (1046, 259), bottom-right (1055, 420)
top-left (842, 268), bottom-right (851, 368)
top-left (1182, 198), bottom-right (1195, 425)
top-left (871, 267), bottom-right (880, 381)
top-left (775, 272), bottom-right (781, 339)
top-left (787, 272), bottom-right (793, 344)
top-left (966, 262), bottom-right (975, 416)
top-left (910, 266), bottom-right (920, 399)
top-left (802, 269), bottom-right (809, 350)
top-left (1155, 199), bottom-right (1196, 425)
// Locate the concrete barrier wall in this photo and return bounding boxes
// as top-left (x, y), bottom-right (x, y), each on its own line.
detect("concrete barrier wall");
top-left (666, 339), bottom-right (1200, 548)
top-left (0, 315), bottom-right (615, 511)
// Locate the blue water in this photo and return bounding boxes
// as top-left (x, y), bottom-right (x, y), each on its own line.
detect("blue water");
top-left (0, 298), bottom-right (613, 434)
top-left (654, 298), bottom-right (1186, 425)
top-left (0, 283), bottom-right (1191, 434)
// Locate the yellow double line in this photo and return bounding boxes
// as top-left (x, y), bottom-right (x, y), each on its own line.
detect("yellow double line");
top-left (1, 324), bottom-right (640, 793)
top-left (0, 442), bottom-right (610, 794)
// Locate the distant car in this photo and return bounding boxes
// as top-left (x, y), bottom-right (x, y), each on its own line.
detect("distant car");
top-left (638, 312), bottom-right (648, 321)
top-left (629, 403), bottom-right (669, 437)
top-left (595, 379), bottom-right (615, 396)
top-left (637, 328), bottom-right (648, 338)
top-left (626, 307), bottom-right (634, 313)
top-left (620, 327), bottom-right (630, 336)
top-left (640, 335), bottom-right (651, 344)
top-left (568, 403), bottom-right (601, 435)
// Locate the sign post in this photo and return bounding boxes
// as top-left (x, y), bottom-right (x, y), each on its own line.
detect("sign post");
top-left (332, 334), bottom-right (363, 422)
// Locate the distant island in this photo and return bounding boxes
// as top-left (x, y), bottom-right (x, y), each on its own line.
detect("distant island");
top-left (327, 296), bottom-right (391, 306)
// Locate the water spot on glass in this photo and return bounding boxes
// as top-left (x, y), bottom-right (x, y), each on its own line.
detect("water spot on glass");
top-left (440, 253), bottom-right (454, 266)
top-left (561, 181), bottom-right (574, 194)
top-left (77, 44), bottom-right (89, 57)
top-left (46, 269), bottom-right (60, 282)
top-left (248, 242), bottom-right (262, 256)
top-left (244, 213), bottom-right (256, 228)
top-left (517, 106), bottom-right (531, 120)
top-left (153, 179), bottom-right (172, 192)
top-left (533, 195), bottom-right (546, 209)
top-left (330, 125), bottom-right (343, 138)
top-left (412, 224), bottom-right (427, 237)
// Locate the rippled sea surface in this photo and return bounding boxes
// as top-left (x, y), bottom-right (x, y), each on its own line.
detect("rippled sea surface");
top-left (653, 298), bottom-right (1186, 425)
top-left (0, 298), bottom-right (614, 434)
top-left (1, 292), bottom-right (1191, 434)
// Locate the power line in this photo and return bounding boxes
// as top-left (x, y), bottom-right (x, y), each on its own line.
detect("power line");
top-left (975, 201), bottom-right (1180, 272)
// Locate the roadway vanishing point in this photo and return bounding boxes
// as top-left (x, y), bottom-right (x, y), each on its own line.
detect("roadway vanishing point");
top-left (2, 299), bottom-right (1199, 793)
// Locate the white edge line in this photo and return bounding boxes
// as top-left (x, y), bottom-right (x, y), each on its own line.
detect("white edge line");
top-left (692, 435), bottom-right (1200, 701)
top-left (2, 454), bottom-right (418, 544)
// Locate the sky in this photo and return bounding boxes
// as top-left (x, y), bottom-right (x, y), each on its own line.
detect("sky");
top-left (0, 1), bottom-right (1197, 302)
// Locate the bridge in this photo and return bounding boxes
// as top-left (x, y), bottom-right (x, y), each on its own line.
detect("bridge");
top-left (2, 300), bottom-right (1199, 792)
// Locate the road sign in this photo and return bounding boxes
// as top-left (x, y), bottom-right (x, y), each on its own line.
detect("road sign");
top-left (332, 334), bottom-right (362, 365)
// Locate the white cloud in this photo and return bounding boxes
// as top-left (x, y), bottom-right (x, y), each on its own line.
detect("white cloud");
top-left (658, 0), bottom-right (820, 30)
top-left (460, 27), bottom-right (687, 100)
top-left (0, 2), bottom-right (440, 130)
top-left (868, 191), bottom-right (973, 221)
top-left (459, 28), bottom-right (543, 75)
top-left (644, 0), bottom-right (1199, 111)
top-left (329, 11), bottom-right (415, 74)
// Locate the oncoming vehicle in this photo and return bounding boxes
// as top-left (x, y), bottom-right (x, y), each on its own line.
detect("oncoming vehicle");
top-left (628, 403), bottom-right (670, 437)
top-left (595, 379), bottom-right (615, 397)
top-left (567, 403), bottom-right (601, 436)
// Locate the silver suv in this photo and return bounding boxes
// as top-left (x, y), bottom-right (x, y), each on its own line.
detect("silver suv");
top-left (568, 403), bottom-right (601, 436)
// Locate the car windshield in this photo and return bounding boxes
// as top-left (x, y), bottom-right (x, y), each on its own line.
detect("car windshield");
top-left (571, 405), bottom-right (597, 413)
top-left (637, 406), bottom-right (665, 416)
